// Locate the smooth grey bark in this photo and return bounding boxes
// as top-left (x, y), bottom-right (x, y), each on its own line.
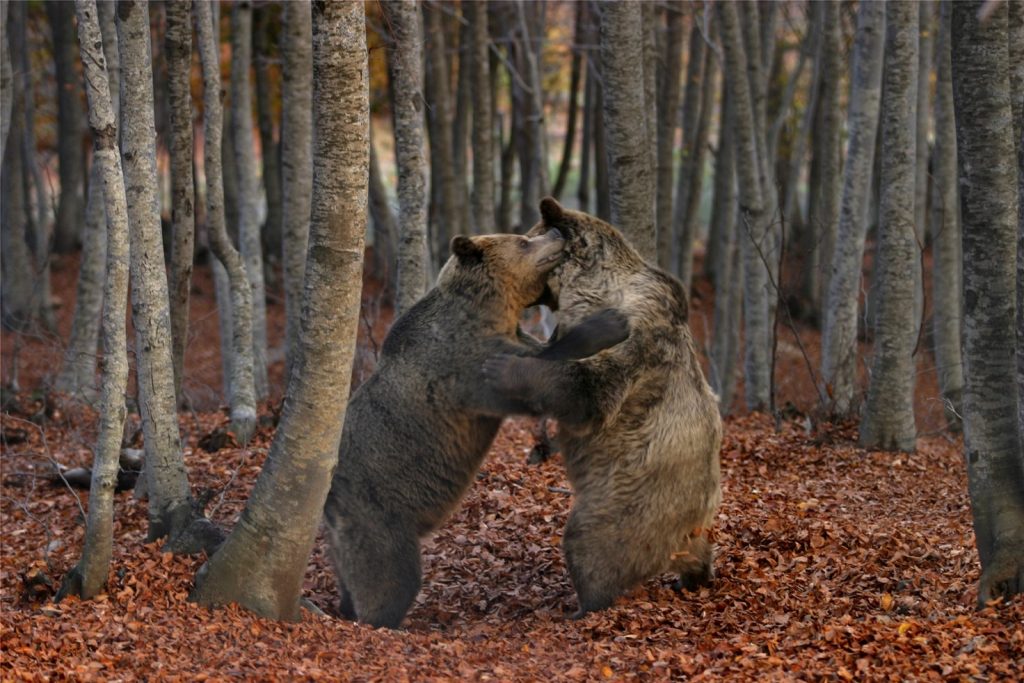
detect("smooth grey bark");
top-left (191, 0), bottom-right (368, 620)
top-left (368, 134), bottom-right (397, 294)
top-left (655, 4), bottom-right (684, 273)
top-left (952, 0), bottom-right (1024, 607)
top-left (469, 0), bottom-right (495, 233)
top-left (255, 2), bottom-right (282, 264)
top-left (280, 0), bottom-right (313, 381)
top-left (930, 1), bottom-right (963, 430)
top-left (118, 0), bottom-right (195, 540)
top-left (423, 1), bottom-right (458, 265)
top-left (577, 49), bottom-right (594, 213)
top-left (860, 0), bottom-right (919, 452)
top-left (706, 76), bottom-right (733, 288)
top-left (642, 1), bottom-right (658, 242)
top-left (196, 0), bottom-right (257, 445)
top-left (1009, 0), bottom-right (1024, 443)
top-left (0, 2), bottom-right (10, 163)
top-left (598, 1), bottom-right (655, 261)
top-left (512, 0), bottom-right (548, 230)
top-left (57, 0), bottom-right (130, 601)
top-left (820, 1), bottom-right (886, 417)
top-left (48, 0), bottom-right (87, 253)
top-left (382, 0), bottom-right (428, 317)
top-left (678, 43), bottom-right (717, 290)
top-left (669, 21), bottom-right (706, 275)
top-left (914, 1), bottom-right (933, 243)
top-left (230, 2), bottom-right (268, 400)
top-left (804, 1), bottom-right (843, 320)
top-left (452, 2), bottom-right (472, 239)
top-left (166, 0), bottom-right (195, 407)
top-left (719, 1), bottom-right (773, 412)
top-left (551, 0), bottom-right (583, 200)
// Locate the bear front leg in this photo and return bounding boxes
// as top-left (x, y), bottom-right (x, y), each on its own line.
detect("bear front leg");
top-left (561, 509), bottom-right (631, 618)
top-left (482, 356), bottom-right (600, 424)
top-left (670, 534), bottom-right (715, 592)
top-left (538, 308), bottom-right (630, 361)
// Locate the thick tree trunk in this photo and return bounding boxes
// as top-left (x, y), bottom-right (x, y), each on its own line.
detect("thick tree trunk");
top-left (48, 0), bottom-right (87, 253)
top-left (191, 0), bottom-right (368, 620)
top-left (860, 1), bottom-right (919, 452)
top-left (598, 1), bottom-right (655, 260)
top-left (719, 1), bottom-right (773, 412)
top-left (0, 2), bottom-right (10, 163)
top-left (593, 46), bottom-right (611, 223)
top-left (820, 1), bottom-right (886, 417)
top-left (706, 77), bottom-right (733, 287)
top-left (576, 55), bottom-right (594, 213)
top-left (57, 0), bottom-right (130, 601)
top-left (280, 0), bottom-right (313, 381)
top-left (255, 2), bottom-right (283, 267)
top-left (914, 1), bottom-right (933, 244)
top-left (469, 0), bottom-right (495, 234)
top-left (655, 4), bottom-right (684, 273)
top-left (166, 0), bottom-right (195, 407)
top-left (642, 1), bottom-right (658, 243)
top-left (230, 2), bottom-right (268, 400)
top-left (118, 0), bottom-right (195, 541)
top-left (1008, 0), bottom-right (1024, 444)
top-left (195, 0), bottom-right (258, 445)
top-left (452, 2), bottom-right (473, 239)
top-left (551, 0), bottom-right (583, 200)
top-left (382, 0), bottom-right (428, 316)
top-left (929, 1), bottom-right (963, 431)
top-left (952, 0), bottom-right (1024, 607)
top-left (423, 1), bottom-right (458, 263)
top-left (670, 21), bottom-right (706, 276)
top-left (512, 0), bottom-right (549, 230)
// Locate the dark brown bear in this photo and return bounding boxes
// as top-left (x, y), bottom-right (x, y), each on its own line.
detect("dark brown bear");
top-left (484, 198), bottom-right (723, 617)
top-left (323, 230), bottom-right (628, 629)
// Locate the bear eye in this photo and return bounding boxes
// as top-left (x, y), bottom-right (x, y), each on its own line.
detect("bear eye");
top-left (519, 238), bottom-right (529, 250)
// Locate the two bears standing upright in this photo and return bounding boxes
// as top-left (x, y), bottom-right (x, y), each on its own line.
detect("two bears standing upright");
top-left (323, 198), bottom-right (722, 628)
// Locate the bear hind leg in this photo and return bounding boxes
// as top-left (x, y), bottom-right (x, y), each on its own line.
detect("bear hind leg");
top-left (562, 513), bottom-right (632, 618)
top-left (345, 529), bottom-right (422, 629)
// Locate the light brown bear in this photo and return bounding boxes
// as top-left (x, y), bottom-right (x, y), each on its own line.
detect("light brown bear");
top-left (323, 230), bottom-right (629, 628)
top-left (484, 198), bottom-right (723, 617)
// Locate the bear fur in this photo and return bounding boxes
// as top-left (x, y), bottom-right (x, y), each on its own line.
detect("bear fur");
top-left (483, 198), bottom-right (723, 617)
top-left (323, 229), bottom-right (629, 628)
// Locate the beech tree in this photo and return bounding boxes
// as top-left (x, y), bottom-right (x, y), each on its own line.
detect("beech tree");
top-left (191, 0), bottom-right (368, 620)
top-left (469, 0), bottom-right (495, 234)
top-left (951, 0), bottom-right (1024, 607)
top-left (655, 4), bottom-right (684, 273)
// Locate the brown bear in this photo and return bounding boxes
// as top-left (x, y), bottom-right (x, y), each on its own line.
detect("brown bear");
top-left (323, 229), bottom-right (629, 629)
top-left (483, 198), bottom-right (723, 617)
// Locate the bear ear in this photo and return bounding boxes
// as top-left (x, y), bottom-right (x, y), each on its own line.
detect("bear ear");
top-left (451, 235), bottom-right (484, 264)
top-left (539, 197), bottom-right (568, 226)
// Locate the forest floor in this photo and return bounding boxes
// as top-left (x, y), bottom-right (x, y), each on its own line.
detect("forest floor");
top-left (1, 253), bottom-right (1022, 681)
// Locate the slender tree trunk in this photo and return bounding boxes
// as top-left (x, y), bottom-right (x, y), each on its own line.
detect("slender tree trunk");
top-left (280, 0), bottom-right (313, 382)
top-left (452, 2), bottom-right (473, 238)
top-left (56, 0), bottom-right (130, 601)
top-left (719, 1), bottom-right (773, 411)
top-left (952, 0), bottom-right (1024, 607)
top-left (930, 1), bottom-right (963, 431)
top-left (655, 4), bottom-right (684, 272)
top-left (191, 0), bottom-right (368, 620)
top-left (598, 1), bottom-right (655, 260)
top-left (48, 0), bottom-right (86, 253)
top-left (117, 0), bottom-right (196, 540)
top-left (255, 2), bottom-right (282, 267)
top-left (706, 77), bottom-right (733, 288)
top-left (551, 0), bottom-right (583, 200)
top-left (678, 45), bottom-right (717, 290)
top-left (468, 0), bottom-right (495, 233)
top-left (0, 2), bottom-right (10, 163)
top-left (1008, 0), bottom-right (1024, 442)
top-left (368, 133), bottom-right (397, 295)
top-left (196, 0), bottom-right (257, 445)
top-left (512, 0), bottom-right (548, 230)
top-left (950, 0), bottom-right (1024, 606)
top-left (820, 1), bottom-right (886, 417)
top-left (382, 0), bottom-right (428, 316)
top-left (577, 57), bottom-right (594, 213)
top-left (671, 22), bottom-right (706, 276)
top-left (230, 2), bottom-right (268, 399)
top-left (593, 44), bottom-right (611, 223)
top-left (423, 1), bottom-right (458, 262)
top-left (914, 1), bottom-right (933, 244)
top-left (642, 1), bottom-right (658, 243)
top-left (165, 0), bottom-right (195, 407)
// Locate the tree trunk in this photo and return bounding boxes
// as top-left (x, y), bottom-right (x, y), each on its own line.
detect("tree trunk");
top-left (166, 0), bottom-right (195, 408)
top-left (381, 0), bottom-right (428, 316)
top-left (452, 1), bottom-right (473, 239)
top-left (642, 1), bottom-right (658, 243)
top-left (598, 1), bottom-right (655, 260)
top-left (592, 39), bottom-right (611, 224)
top-left (469, 0), bottom-right (495, 234)
top-left (195, 0), bottom-right (258, 445)
top-left (368, 133), bottom-right (397, 296)
top-left (551, 0), bottom-right (583, 200)
top-left (719, 1), bottom-right (773, 412)
top-left (48, 0), bottom-right (87, 254)
top-left (191, 0), bottom-right (368, 620)
top-left (512, 0), bottom-right (548, 230)
top-left (706, 76), bottom-right (733, 287)
top-left (0, 2), bottom-right (10, 163)
top-left (914, 1), bottom-right (933, 244)
top-left (423, 1), bottom-right (458, 262)
top-left (1008, 0), bottom-right (1024, 445)
top-left (929, 0), bottom-right (963, 431)
top-left (820, 1), bottom-right (886, 417)
top-left (56, 0), bottom-right (130, 601)
top-left (576, 53), bottom-right (594, 213)
top-left (255, 2), bottom-right (282, 268)
top-left (230, 2), bottom-right (268, 400)
top-left (280, 0), bottom-right (313, 382)
top-left (859, 1), bottom-right (919, 452)
top-left (952, 0), bottom-right (1024, 607)
top-left (655, 3), bottom-right (684, 273)
top-left (118, 0), bottom-right (196, 541)
top-left (670, 21), bottom-right (705, 276)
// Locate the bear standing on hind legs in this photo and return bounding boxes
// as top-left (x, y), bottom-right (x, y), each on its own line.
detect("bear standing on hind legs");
top-left (484, 198), bottom-right (723, 618)
top-left (323, 229), bottom-right (629, 629)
